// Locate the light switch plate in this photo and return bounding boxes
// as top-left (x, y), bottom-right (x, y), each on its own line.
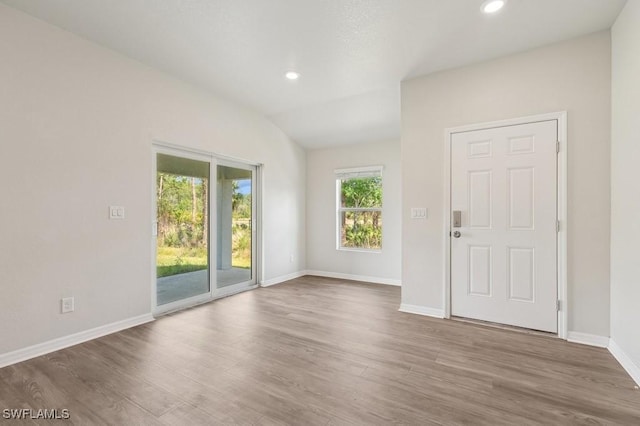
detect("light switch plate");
top-left (411, 208), bottom-right (427, 219)
top-left (109, 206), bottom-right (125, 219)
top-left (61, 297), bottom-right (74, 314)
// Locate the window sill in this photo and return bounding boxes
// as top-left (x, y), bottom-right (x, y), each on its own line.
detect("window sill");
top-left (337, 247), bottom-right (382, 254)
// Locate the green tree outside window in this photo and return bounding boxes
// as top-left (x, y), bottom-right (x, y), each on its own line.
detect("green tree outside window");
top-left (338, 175), bottom-right (382, 250)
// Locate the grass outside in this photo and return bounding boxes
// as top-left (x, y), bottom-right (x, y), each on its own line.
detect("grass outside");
top-left (157, 246), bottom-right (207, 278)
top-left (232, 254), bottom-right (251, 269)
top-left (157, 242), bottom-right (250, 278)
top-left (157, 264), bottom-right (207, 278)
top-left (231, 224), bottom-right (251, 269)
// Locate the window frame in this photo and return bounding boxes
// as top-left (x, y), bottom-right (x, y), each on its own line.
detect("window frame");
top-left (335, 166), bottom-right (384, 252)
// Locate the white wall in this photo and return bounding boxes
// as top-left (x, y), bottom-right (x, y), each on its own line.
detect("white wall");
top-left (610, 0), bottom-right (640, 378)
top-left (401, 31), bottom-right (612, 336)
top-left (306, 141), bottom-right (401, 284)
top-left (0, 4), bottom-right (306, 355)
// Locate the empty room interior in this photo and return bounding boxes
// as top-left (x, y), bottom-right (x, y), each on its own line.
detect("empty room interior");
top-left (1, 0), bottom-right (639, 424)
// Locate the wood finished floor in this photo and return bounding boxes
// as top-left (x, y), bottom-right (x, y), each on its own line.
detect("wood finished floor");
top-left (1, 276), bottom-right (639, 425)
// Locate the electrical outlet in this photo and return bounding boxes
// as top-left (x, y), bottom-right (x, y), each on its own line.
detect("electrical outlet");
top-left (289, 254), bottom-right (294, 263)
top-left (61, 297), bottom-right (74, 314)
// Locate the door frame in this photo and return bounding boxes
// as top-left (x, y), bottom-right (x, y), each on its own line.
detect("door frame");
top-left (443, 111), bottom-right (568, 339)
top-left (151, 140), bottom-right (262, 316)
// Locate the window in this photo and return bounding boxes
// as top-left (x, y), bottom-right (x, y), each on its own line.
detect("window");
top-left (336, 166), bottom-right (383, 251)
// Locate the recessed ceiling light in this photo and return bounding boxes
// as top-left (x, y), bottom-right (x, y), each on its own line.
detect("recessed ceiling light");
top-left (482, 0), bottom-right (506, 14)
top-left (285, 71), bottom-right (300, 80)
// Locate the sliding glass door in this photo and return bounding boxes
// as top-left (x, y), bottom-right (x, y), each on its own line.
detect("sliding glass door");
top-left (215, 161), bottom-right (256, 296)
top-left (155, 153), bottom-right (211, 308)
top-left (153, 146), bottom-right (258, 313)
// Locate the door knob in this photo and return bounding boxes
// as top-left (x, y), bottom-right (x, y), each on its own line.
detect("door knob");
top-left (453, 231), bottom-right (461, 238)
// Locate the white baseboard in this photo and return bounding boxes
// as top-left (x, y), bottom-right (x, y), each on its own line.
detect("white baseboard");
top-left (608, 339), bottom-right (640, 387)
top-left (260, 270), bottom-right (307, 287)
top-left (566, 331), bottom-right (610, 348)
top-left (305, 270), bottom-right (401, 286)
top-left (0, 313), bottom-right (154, 369)
top-left (399, 303), bottom-right (445, 319)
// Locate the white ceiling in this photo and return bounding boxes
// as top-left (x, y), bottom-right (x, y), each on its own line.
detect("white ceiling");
top-left (2, 0), bottom-right (626, 149)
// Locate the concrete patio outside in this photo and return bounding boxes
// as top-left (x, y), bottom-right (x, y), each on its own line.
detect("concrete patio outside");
top-left (157, 267), bottom-right (252, 305)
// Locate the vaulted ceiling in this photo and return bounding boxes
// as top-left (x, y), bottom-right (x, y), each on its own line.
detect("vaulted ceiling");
top-left (2, 0), bottom-right (626, 148)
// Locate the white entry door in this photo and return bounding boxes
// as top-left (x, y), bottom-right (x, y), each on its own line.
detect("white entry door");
top-left (450, 120), bottom-right (558, 333)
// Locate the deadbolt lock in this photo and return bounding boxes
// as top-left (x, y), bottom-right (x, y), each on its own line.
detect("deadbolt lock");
top-left (453, 210), bottom-right (462, 228)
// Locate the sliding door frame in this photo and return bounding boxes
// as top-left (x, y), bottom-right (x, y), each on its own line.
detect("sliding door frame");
top-left (151, 141), bottom-right (262, 316)
top-left (213, 158), bottom-right (259, 298)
